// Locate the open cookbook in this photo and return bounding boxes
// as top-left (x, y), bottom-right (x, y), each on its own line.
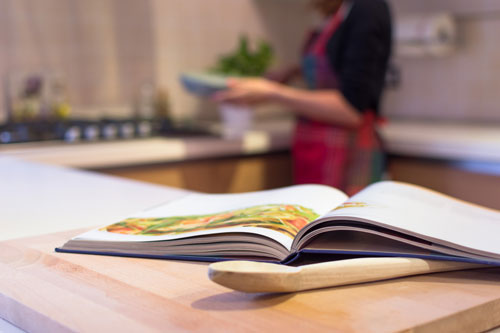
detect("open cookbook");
top-left (56, 181), bottom-right (500, 265)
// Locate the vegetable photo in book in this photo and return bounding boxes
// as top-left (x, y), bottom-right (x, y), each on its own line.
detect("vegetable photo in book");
top-left (56, 181), bottom-right (500, 266)
top-left (102, 204), bottom-right (320, 239)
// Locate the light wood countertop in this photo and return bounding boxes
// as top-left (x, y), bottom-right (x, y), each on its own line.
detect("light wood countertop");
top-left (1, 157), bottom-right (500, 332)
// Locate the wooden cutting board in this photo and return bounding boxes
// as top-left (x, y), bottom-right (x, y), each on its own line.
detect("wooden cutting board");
top-left (1, 229), bottom-right (500, 332)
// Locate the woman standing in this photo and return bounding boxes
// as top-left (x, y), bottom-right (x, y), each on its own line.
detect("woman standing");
top-left (214, 0), bottom-right (392, 195)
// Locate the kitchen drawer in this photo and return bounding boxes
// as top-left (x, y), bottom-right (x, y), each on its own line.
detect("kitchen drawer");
top-left (388, 156), bottom-right (500, 210)
top-left (94, 151), bottom-right (293, 193)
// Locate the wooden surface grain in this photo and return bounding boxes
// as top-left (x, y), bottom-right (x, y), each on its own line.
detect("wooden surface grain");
top-left (1, 229), bottom-right (500, 332)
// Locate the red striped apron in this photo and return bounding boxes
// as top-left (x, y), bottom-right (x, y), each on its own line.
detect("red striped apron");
top-left (292, 5), bottom-right (384, 195)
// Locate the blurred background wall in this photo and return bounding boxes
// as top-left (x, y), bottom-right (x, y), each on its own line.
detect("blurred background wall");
top-left (0, 0), bottom-right (312, 123)
top-left (2, 0), bottom-right (500, 124)
top-left (0, 0), bottom-right (156, 121)
top-left (384, 0), bottom-right (500, 122)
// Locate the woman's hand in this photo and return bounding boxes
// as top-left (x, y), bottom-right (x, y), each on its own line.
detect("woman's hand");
top-left (213, 77), bottom-right (361, 128)
top-left (212, 78), bottom-right (283, 106)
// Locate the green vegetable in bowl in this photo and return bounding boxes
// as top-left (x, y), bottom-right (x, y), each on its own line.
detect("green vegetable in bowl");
top-left (211, 35), bottom-right (274, 77)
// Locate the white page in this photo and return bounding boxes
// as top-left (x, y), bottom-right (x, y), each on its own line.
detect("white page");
top-left (75, 184), bottom-right (348, 251)
top-left (320, 181), bottom-right (500, 256)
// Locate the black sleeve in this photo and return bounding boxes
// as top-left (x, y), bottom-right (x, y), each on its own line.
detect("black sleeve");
top-left (328, 0), bottom-right (392, 113)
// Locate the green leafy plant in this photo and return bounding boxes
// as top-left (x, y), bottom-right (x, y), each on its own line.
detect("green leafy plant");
top-left (211, 35), bottom-right (273, 77)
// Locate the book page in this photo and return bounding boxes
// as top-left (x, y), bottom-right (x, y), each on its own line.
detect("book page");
top-left (75, 184), bottom-right (348, 251)
top-left (318, 181), bottom-right (500, 257)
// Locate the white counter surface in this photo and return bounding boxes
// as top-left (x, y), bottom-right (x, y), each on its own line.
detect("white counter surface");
top-left (0, 156), bottom-right (190, 241)
top-left (379, 121), bottom-right (500, 163)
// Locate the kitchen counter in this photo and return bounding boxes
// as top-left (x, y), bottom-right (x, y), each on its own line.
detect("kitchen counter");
top-left (0, 120), bottom-right (295, 194)
top-left (0, 120), bottom-right (293, 169)
top-left (1, 156), bottom-right (500, 332)
top-left (3, 120), bottom-right (500, 170)
top-left (0, 156), bottom-right (192, 332)
top-left (1, 123), bottom-right (500, 332)
top-left (379, 121), bottom-right (500, 164)
top-left (0, 156), bottom-right (190, 241)
top-left (2, 119), bottom-right (500, 196)
top-left (379, 121), bottom-right (500, 210)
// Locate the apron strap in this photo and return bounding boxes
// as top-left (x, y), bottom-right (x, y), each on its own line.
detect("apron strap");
top-left (310, 1), bottom-right (351, 55)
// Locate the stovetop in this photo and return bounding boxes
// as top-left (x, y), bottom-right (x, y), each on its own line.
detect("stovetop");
top-left (0, 118), bottom-right (213, 144)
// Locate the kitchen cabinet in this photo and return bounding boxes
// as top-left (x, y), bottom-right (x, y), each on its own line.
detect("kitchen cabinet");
top-left (381, 121), bottom-right (500, 210)
top-left (388, 156), bottom-right (500, 210)
top-left (94, 151), bottom-right (293, 193)
top-left (0, 127), bottom-right (294, 193)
